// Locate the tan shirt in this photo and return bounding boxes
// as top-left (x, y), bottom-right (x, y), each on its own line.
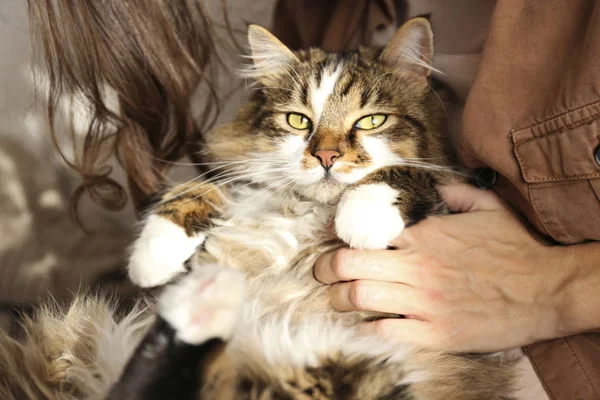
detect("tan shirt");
top-left (273, 1), bottom-right (600, 398)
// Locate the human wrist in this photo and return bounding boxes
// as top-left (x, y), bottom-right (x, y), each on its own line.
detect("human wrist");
top-left (548, 243), bottom-right (600, 337)
top-left (523, 243), bottom-right (568, 343)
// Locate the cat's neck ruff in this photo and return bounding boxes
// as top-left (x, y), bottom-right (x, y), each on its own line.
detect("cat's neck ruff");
top-left (226, 181), bottom-right (336, 219)
top-left (204, 182), bottom-right (336, 272)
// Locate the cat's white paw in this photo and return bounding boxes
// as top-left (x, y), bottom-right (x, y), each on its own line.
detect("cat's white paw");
top-left (335, 183), bottom-right (405, 250)
top-left (128, 215), bottom-right (206, 287)
top-left (158, 265), bottom-right (245, 344)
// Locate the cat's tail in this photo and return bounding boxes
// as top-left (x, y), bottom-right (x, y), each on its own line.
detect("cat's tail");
top-left (0, 296), bottom-right (153, 400)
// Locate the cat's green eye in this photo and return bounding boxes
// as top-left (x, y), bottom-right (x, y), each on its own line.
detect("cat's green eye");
top-left (355, 114), bottom-right (387, 130)
top-left (287, 113), bottom-right (311, 130)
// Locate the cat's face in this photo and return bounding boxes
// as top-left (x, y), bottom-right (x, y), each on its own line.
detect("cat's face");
top-left (203, 19), bottom-right (444, 204)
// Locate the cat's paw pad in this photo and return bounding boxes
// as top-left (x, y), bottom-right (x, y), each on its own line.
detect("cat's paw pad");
top-left (335, 183), bottom-right (405, 250)
top-left (158, 265), bottom-right (245, 344)
top-left (128, 215), bottom-right (206, 287)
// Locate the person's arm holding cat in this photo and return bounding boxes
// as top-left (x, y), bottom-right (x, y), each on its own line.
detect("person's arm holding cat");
top-left (315, 182), bottom-right (600, 352)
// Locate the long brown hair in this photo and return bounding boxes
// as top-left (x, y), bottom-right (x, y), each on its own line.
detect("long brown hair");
top-left (27, 0), bottom-right (227, 217)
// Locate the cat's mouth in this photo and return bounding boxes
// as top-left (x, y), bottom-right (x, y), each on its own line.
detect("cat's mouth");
top-left (317, 169), bottom-right (348, 187)
top-left (322, 170), bottom-right (336, 181)
top-left (292, 173), bottom-right (347, 204)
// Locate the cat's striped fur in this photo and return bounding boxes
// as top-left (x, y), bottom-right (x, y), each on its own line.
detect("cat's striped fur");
top-left (0, 19), bottom-right (516, 399)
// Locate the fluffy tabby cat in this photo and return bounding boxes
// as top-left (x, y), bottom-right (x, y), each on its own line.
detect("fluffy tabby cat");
top-left (0, 19), bottom-right (516, 399)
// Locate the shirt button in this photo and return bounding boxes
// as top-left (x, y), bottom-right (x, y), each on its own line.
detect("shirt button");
top-left (474, 167), bottom-right (498, 190)
top-left (595, 145), bottom-right (600, 166)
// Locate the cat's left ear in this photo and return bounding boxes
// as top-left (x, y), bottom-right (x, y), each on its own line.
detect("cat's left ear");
top-left (244, 25), bottom-right (299, 78)
top-left (379, 18), bottom-right (434, 78)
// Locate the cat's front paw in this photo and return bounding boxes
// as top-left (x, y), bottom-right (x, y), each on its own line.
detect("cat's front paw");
top-left (128, 215), bottom-right (206, 287)
top-left (335, 183), bottom-right (405, 250)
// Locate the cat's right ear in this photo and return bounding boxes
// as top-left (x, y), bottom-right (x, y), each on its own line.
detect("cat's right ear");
top-left (379, 18), bottom-right (436, 78)
top-left (243, 25), bottom-right (298, 79)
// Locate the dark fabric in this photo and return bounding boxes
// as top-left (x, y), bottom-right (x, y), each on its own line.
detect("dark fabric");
top-left (273, 0), bottom-right (398, 51)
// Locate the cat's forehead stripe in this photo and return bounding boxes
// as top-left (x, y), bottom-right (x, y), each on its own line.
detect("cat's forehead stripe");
top-left (339, 73), bottom-right (355, 98)
top-left (300, 81), bottom-right (309, 106)
top-left (310, 63), bottom-right (343, 127)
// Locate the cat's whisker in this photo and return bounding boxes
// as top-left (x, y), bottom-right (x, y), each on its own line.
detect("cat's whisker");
top-left (395, 162), bottom-right (452, 171)
top-left (168, 163), bottom-right (252, 194)
top-left (159, 167), bottom-right (293, 205)
top-left (196, 158), bottom-right (289, 166)
top-left (246, 176), bottom-right (296, 202)
top-left (190, 168), bottom-right (255, 187)
top-left (181, 176), bottom-right (284, 206)
top-left (435, 53), bottom-right (480, 62)
top-left (270, 178), bottom-right (297, 197)
top-left (257, 175), bottom-right (296, 194)
top-left (156, 162), bottom-right (262, 192)
top-left (228, 174), bottom-right (289, 194)
top-left (150, 164), bottom-right (180, 185)
top-left (288, 66), bottom-right (304, 92)
top-left (139, 151), bottom-right (291, 167)
top-left (425, 81), bottom-right (449, 121)
top-left (362, 67), bottom-right (394, 103)
top-left (174, 168), bottom-right (296, 206)
top-left (283, 181), bottom-right (301, 201)
top-left (403, 156), bottom-right (449, 161)
top-left (400, 43), bottom-right (443, 75)
top-left (200, 163), bottom-right (284, 181)
top-left (167, 160), bottom-right (292, 198)
top-left (384, 68), bottom-right (448, 121)
top-left (252, 86), bottom-right (294, 93)
top-left (384, 160), bottom-right (471, 177)
top-left (282, 66), bottom-right (302, 93)
top-left (199, 166), bottom-right (293, 187)
top-left (238, 172), bottom-right (296, 189)
top-left (396, 161), bottom-right (452, 169)
top-left (203, 170), bottom-right (294, 191)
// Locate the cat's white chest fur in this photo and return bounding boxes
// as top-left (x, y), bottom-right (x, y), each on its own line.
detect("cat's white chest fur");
top-left (204, 186), bottom-right (335, 274)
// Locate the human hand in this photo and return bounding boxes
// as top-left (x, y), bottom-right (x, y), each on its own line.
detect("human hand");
top-left (315, 183), bottom-right (569, 352)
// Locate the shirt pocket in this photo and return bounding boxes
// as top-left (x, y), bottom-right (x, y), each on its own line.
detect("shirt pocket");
top-left (512, 101), bottom-right (600, 244)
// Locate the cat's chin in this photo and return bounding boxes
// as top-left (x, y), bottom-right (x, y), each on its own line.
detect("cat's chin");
top-left (294, 180), bottom-right (347, 205)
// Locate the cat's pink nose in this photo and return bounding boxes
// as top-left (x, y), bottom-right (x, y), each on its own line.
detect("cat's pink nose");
top-left (313, 149), bottom-right (341, 169)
